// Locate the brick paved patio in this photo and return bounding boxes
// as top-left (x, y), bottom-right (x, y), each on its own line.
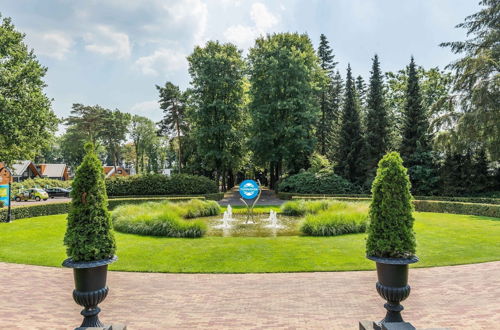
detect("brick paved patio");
top-left (1, 261), bottom-right (499, 329)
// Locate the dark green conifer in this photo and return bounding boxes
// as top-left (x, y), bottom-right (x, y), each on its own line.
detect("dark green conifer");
top-left (400, 57), bottom-right (437, 195)
top-left (363, 55), bottom-right (389, 186)
top-left (64, 143), bottom-right (116, 262)
top-left (336, 64), bottom-right (364, 184)
top-left (316, 34), bottom-right (338, 156)
top-left (366, 152), bottom-right (416, 258)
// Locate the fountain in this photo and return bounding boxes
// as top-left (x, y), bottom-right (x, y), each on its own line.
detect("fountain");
top-left (227, 204), bottom-right (233, 219)
top-left (214, 210), bottom-right (232, 229)
top-left (264, 210), bottom-right (283, 229)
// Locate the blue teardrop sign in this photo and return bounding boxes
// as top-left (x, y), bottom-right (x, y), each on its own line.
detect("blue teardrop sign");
top-left (239, 180), bottom-right (260, 200)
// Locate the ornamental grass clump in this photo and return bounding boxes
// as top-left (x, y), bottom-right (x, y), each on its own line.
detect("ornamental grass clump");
top-left (112, 200), bottom-right (210, 238)
top-left (366, 152), bottom-right (416, 258)
top-left (63, 143), bottom-right (116, 262)
top-left (301, 209), bottom-right (368, 236)
top-left (281, 199), bottom-right (334, 216)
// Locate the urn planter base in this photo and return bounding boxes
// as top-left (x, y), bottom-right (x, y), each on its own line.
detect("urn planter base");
top-left (63, 256), bottom-right (120, 329)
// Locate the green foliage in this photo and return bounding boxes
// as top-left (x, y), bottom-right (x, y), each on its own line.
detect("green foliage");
top-left (440, 0), bottom-right (500, 161)
top-left (277, 171), bottom-right (359, 195)
top-left (248, 32), bottom-right (322, 187)
top-left (316, 34), bottom-right (338, 156)
top-left (112, 200), bottom-right (210, 238)
top-left (157, 81), bottom-right (188, 172)
top-left (280, 199), bottom-right (334, 216)
top-left (413, 200), bottom-right (500, 218)
top-left (308, 152), bottom-right (331, 173)
top-left (363, 55), bottom-right (389, 187)
top-left (179, 199), bottom-right (221, 218)
top-left (399, 58), bottom-right (438, 195)
top-left (0, 14), bottom-right (58, 166)
top-left (0, 200), bottom-right (4, 208)
top-left (11, 178), bottom-right (72, 193)
top-left (297, 200), bottom-right (368, 236)
top-left (301, 210), bottom-right (368, 236)
top-left (366, 152), bottom-right (416, 258)
top-left (130, 115), bottom-right (162, 174)
top-left (336, 64), bottom-right (364, 184)
top-left (64, 143), bottom-right (116, 262)
top-left (188, 41), bottom-right (246, 190)
top-left (105, 174), bottom-right (218, 196)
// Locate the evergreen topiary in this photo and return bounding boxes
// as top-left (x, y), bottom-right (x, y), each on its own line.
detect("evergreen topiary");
top-left (64, 143), bottom-right (116, 262)
top-left (366, 152), bottom-right (416, 258)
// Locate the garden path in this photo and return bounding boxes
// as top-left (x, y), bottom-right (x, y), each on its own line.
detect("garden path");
top-left (219, 186), bottom-right (284, 206)
top-left (1, 261), bottom-right (499, 329)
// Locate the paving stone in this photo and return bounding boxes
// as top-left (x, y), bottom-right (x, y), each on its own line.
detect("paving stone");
top-left (0, 261), bottom-right (499, 329)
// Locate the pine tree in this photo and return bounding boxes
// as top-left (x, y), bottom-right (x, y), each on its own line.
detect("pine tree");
top-left (336, 64), bottom-right (364, 184)
top-left (363, 55), bottom-right (389, 186)
top-left (355, 75), bottom-right (367, 108)
top-left (316, 34), bottom-right (337, 156)
top-left (400, 57), bottom-right (437, 195)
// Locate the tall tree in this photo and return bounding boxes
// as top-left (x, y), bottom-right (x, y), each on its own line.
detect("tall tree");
top-left (327, 70), bottom-right (344, 162)
top-left (355, 75), bottom-right (367, 108)
top-left (157, 81), bottom-right (188, 173)
top-left (187, 41), bottom-right (246, 190)
top-left (101, 110), bottom-right (131, 168)
top-left (400, 57), bottom-right (437, 195)
top-left (248, 33), bottom-right (321, 189)
top-left (440, 0), bottom-right (500, 160)
top-left (65, 104), bottom-right (108, 145)
top-left (363, 55), bottom-right (390, 185)
top-left (316, 34), bottom-right (337, 156)
top-left (0, 15), bottom-right (58, 166)
top-left (130, 115), bottom-right (157, 174)
top-left (336, 64), bottom-right (364, 184)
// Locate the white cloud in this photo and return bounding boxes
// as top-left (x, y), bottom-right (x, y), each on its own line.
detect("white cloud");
top-left (223, 2), bottom-right (279, 49)
top-left (26, 31), bottom-right (73, 60)
top-left (251, 2), bottom-right (279, 31)
top-left (135, 48), bottom-right (187, 76)
top-left (164, 0), bottom-right (208, 46)
top-left (130, 100), bottom-right (162, 121)
top-left (84, 25), bottom-right (131, 59)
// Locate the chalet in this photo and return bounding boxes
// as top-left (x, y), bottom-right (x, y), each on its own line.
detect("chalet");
top-left (11, 161), bottom-right (42, 182)
top-left (37, 164), bottom-right (70, 181)
top-left (103, 166), bottom-right (129, 178)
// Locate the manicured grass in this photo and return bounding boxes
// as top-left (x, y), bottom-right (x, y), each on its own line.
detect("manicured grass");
top-left (0, 212), bottom-right (499, 273)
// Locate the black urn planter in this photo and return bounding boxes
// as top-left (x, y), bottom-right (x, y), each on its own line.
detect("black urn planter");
top-left (63, 255), bottom-right (117, 328)
top-left (367, 255), bottom-right (419, 327)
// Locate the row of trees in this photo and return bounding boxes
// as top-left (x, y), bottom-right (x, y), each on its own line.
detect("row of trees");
top-left (1, 1), bottom-right (498, 195)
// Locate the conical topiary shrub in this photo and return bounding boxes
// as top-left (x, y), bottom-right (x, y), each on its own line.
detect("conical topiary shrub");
top-left (366, 152), bottom-right (416, 258)
top-left (64, 143), bottom-right (116, 262)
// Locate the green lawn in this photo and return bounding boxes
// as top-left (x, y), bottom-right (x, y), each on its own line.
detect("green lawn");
top-left (0, 212), bottom-right (499, 273)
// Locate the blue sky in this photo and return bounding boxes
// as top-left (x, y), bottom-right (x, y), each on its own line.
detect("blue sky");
top-left (0, 0), bottom-right (479, 128)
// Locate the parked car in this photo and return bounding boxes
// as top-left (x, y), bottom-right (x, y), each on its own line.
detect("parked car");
top-left (14, 188), bottom-right (49, 202)
top-left (45, 187), bottom-right (70, 198)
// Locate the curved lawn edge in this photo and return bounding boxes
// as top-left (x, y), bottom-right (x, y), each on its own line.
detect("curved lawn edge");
top-left (0, 212), bottom-right (499, 273)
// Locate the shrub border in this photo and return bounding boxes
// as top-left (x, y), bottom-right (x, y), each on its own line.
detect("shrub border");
top-left (283, 195), bottom-right (500, 218)
top-left (0, 194), bottom-right (224, 221)
top-left (278, 192), bottom-right (500, 204)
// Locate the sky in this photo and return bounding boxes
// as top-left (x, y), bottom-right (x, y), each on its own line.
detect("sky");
top-left (0, 0), bottom-right (480, 131)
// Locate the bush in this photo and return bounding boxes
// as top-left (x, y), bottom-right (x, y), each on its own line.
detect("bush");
top-left (301, 210), bottom-right (368, 236)
top-left (112, 201), bottom-right (209, 238)
top-left (64, 143), bottom-right (116, 262)
top-left (12, 178), bottom-right (72, 193)
top-left (281, 200), bottom-right (335, 216)
top-left (366, 152), bottom-right (416, 258)
top-left (179, 199), bottom-right (220, 218)
top-left (277, 171), bottom-right (360, 194)
top-left (105, 174), bottom-right (218, 196)
top-left (414, 200), bottom-right (500, 218)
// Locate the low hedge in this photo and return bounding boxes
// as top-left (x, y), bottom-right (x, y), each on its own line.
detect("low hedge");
top-left (106, 174), bottom-right (218, 196)
top-left (413, 200), bottom-right (500, 218)
top-left (277, 172), bottom-right (360, 195)
top-left (278, 192), bottom-right (500, 204)
top-left (0, 195), bottom-right (219, 221)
